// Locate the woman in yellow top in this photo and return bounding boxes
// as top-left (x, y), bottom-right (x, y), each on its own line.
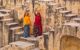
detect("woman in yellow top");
top-left (23, 10), bottom-right (31, 38)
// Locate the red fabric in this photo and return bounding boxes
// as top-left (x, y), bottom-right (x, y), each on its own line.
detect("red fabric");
top-left (34, 12), bottom-right (42, 36)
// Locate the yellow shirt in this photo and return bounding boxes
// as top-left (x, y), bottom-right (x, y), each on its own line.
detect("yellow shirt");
top-left (23, 16), bottom-right (31, 25)
top-left (23, 16), bottom-right (33, 35)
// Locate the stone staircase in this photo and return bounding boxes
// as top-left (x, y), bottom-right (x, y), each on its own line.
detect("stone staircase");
top-left (4, 15), bottom-right (23, 43)
top-left (0, 9), bottom-right (24, 47)
top-left (0, 1), bottom-right (80, 50)
top-left (0, 8), bottom-right (42, 50)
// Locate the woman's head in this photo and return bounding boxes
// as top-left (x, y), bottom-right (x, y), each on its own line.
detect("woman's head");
top-left (24, 10), bottom-right (30, 16)
top-left (35, 9), bottom-right (40, 14)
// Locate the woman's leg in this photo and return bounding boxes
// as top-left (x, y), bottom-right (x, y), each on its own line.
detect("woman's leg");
top-left (26, 25), bottom-right (30, 37)
top-left (34, 26), bottom-right (39, 37)
top-left (38, 25), bottom-right (42, 36)
top-left (23, 25), bottom-right (30, 38)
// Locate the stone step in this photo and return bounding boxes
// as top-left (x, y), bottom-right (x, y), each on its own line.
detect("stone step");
top-left (20, 36), bottom-right (43, 48)
top-left (9, 41), bottom-right (35, 50)
top-left (59, 10), bottom-right (71, 14)
top-left (0, 9), bottom-right (11, 13)
top-left (72, 17), bottom-right (80, 21)
top-left (0, 18), bottom-right (13, 21)
top-left (10, 26), bottom-right (22, 31)
top-left (56, 6), bottom-right (65, 10)
top-left (14, 31), bottom-right (24, 41)
top-left (64, 13), bottom-right (77, 18)
top-left (15, 31), bottom-right (24, 35)
top-left (6, 22), bottom-right (18, 26)
top-left (63, 22), bottom-right (80, 27)
top-left (20, 36), bottom-right (43, 41)
top-left (20, 37), bottom-right (39, 42)
top-left (0, 13), bottom-right (9, 17)
top-left (20, 36), bottom-right (42, 46)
